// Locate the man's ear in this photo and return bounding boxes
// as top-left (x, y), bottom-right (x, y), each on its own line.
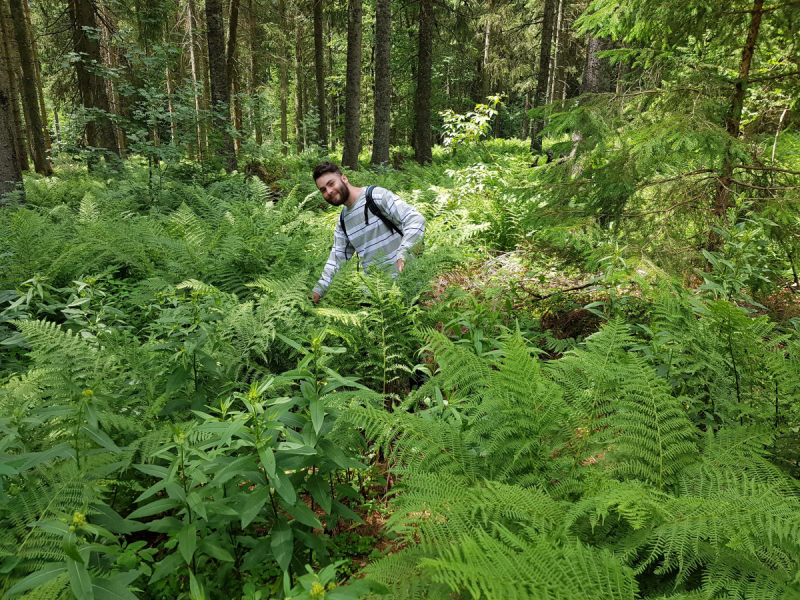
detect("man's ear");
top-left (340, 175), bottom-right (348, 185)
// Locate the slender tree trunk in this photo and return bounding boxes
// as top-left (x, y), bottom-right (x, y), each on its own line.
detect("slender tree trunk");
top-left (197, 1), bottom-right (212, 150)
top-left (69, 0), bottom-right (120, 168)
top-left (0, 3), bottom-right (28, 172)
top-left (413, 0), bottom-right (433, 164)
top-left (481, 3), bottom-right (491, 101)
top-left (715, 0), bottom-right (764, 218)
top-left (294, 13), bottom-right (303, 153)
top-left (0, 26), bottom-right (23, 199)
top-left (279, 0), bottom-right (288, 155)
top-left (521, 90), bottom-right (530, 140)
top-left (206, 0), bottom-right (237, 171)
top-left (10, 0), bottom-right (50, 175)
top-left (186, 0), bottom-right (204, 158)
top-left (312, 0), bottom-right (327, 149)
top-left (547, 0), bottom-right (563, 104)
top-left (249, 0), bottom-right (263, 145)
top-left (341, 0), bottom-right (362, 169)
top-left (370, 0), bottom-right (390, 165)
top-left (24, 0), bottom-right (50, 153)
top-left (530, 0), bottom-right (556, 152)
top-left (226, 0), bottom-right (242, 153)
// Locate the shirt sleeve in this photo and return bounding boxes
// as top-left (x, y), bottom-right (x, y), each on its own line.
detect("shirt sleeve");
top-left (313, 216), bottom-right (354, 297)
top-left (373, 187), bottom-right (426, 261)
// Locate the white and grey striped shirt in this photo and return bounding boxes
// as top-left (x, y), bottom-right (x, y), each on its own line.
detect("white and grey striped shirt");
top-left (313, 186), bottom-right (426, 297)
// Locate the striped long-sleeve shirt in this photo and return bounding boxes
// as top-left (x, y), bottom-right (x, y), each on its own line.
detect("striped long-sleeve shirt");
top-left (313, 186), bottom-right (426, 297)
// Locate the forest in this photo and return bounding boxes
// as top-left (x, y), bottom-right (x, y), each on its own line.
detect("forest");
top-left (1, 0), bottom-right (800, 597)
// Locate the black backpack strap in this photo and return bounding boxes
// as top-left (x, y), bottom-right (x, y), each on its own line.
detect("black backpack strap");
top-left (364, 185), bottom-right (403, 237)
top-left (339, 211), bottom-right (351, 261)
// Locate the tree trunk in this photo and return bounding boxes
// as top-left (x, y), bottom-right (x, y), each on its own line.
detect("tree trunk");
top-left (370, 0), bottom-right (390, 165)
top-left (9, 0), bottom-right (50, 175)
top-left (313, 0), bottom-right (327, 149)
top-left (341, 0), bottom-right (362, 169)
top-left (530, 0), bottom-right (556, 152)
top-left (0, 26), bottom-right (23, 200)
top-left (714, 0), bottom-right (764, 218)
top-left (413, 0), bottom-right (433, 164)
top-left (249, 0), bottom-right (263, 145)
top-left (279, 0), bottom-right (288, 155)
top-left (186, 0), bottom-right (204, 158)
top-left (24, 0), bottom-right (50, 153)
top-left (0, 3), bottom-right (28, 172)
top-left (69, 0), bottom-right (120, 168)
top-left (226, 0), bottom-right (242, 152)
top-left (294, 13), bottom-right (303, 153)
top-left (581, 36), bottom-right (612, 94)
top-left (547, 0), bottom-right (563, 104)
top-left (481, 4), bottom-right (491, 101)
top-left (521, 90), bottom-right (530, 140)
top-left (206, 0), bottom-right (237, 171)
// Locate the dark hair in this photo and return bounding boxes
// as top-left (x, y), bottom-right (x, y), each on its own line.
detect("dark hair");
top-left (313, 161), bottom-right (342, 181)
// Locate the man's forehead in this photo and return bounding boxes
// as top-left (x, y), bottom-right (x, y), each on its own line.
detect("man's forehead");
top-left (316, 173), bottom-right (340, 187)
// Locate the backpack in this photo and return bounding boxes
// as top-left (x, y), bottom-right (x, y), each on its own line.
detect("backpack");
top-left (339, 185), bottom-right (403, 260)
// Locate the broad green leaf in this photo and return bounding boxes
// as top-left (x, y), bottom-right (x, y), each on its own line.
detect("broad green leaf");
top-left (149, 552), bottom-right (184, 584)
top-left (283, 498), bottom-right (322, 529)
top-left (166, 366), bottom-right (189, 396)
top-left (128, 497), bottom-right (182, 519)
top-left (258, 446), bottom-right (276, 479)
top-left (318, 439), bottom-right (364, 470)
top-left (306, 474), bottom-right (332, 514)
top-left (189, 571), bottom-right (205, 600)
top-left (134, 463), bottom-right (169, 479)
top-left (213, 455), bottom-right (255, 484)
top-left (197, 539), bottom-right (235, 562)
top-left (66, 557), bottom-right (94, 600)
top-left (62, 531), bottom-right (83, 563)
top-left (272, 469), bottom-right (296, 504)
top-left (331, 500), bottom-right (364, 525)
top-left (92, 577), bottom-right (139, 600)
top-left (80, 426), bottom-right (121, 453)
top-left (178, 523), bottom-right (197, 565)
top-left (6, 562), bottom-right (67, 596)
top-left (270, 516), bottom-right (293, 572)
top-left (241, 485), bottom-right (271, 528)
top-left (148, 516), bottom-right (184, 533)
top-left (310, 395), bottom-right (324, 435)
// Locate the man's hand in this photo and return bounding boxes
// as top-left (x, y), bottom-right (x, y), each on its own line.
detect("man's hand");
top-left (397, 258), bottom-right (405, 272)
top-left (312, 292), bottom-right (321, 304)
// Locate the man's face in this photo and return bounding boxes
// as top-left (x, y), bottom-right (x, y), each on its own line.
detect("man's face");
top-left (316, 173), bottom-right (349, 207)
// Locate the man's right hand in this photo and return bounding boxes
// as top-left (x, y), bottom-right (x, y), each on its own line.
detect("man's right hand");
top-left (312, 292), bottom-right (320, 304)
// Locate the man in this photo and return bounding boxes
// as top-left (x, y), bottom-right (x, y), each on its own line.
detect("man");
top-left (311, 161), bottom-right (426, 303)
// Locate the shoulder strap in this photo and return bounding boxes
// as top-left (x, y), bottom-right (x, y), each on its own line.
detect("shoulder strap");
top-left (338, 211), bottom-right (351, 260)
top-left (364, 185), bottom-right (403, 237)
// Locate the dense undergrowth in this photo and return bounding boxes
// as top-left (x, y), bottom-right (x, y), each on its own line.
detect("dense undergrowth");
top-left (2, 140), bottom-right (800, 599)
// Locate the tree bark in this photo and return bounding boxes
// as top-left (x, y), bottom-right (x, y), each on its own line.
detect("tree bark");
top-left (226, 0), bottom-right (242, 152)
top-left (249, 0), bottom-right (263, 145)
top-left (206, 0), bottom-right (237, 171)
top-left (294, 12), bottom-right (303, 153)
top-left (481, 3), bottom-right (491, 101)
top-left (69, 0), bottom-right (120, 168)
top-left (370, 0), bottom-right (390, 165)
top-left (530, 0), bottom-right (556, 152)
top-left (10, 0), bottom-right (50, 175)
top-left (341, 0), bottom-right (362, 169)
top-left (413, 0), bottom-right (433, 164)
top-left (279, 0), bottom-right (288, 155)
top-left (0, 25), bottom-right (23, 199)
top-left (0, 3), bottom-right (28, 172)
top-left (313, 0), bottom-right (328, 149)
top-left (580, 36), bottom-right (611, 94)
top-left (715, 0), bottom-right (764, 218)
top-left (186, 0), bottom-right (204, 158)
top-left (24, 0), bottom-right (51, 153)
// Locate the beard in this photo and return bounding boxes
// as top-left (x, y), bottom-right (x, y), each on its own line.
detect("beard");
top-left (326, 179), bottom-right (350, 206)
